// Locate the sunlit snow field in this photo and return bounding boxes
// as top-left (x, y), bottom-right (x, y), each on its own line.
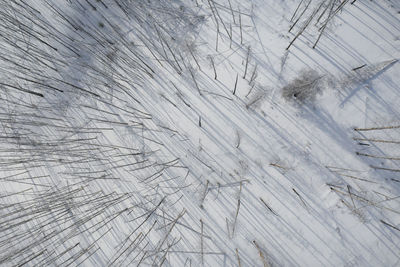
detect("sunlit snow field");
top-left (0, 0), bottom-right (399, 266)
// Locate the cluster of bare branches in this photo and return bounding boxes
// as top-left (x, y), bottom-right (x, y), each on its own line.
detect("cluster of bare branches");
top-left (0, 0), bottom-right (271, 265)
top-left (323, 122), bottom-right (400, 230)
top-left (287, 0), bottom-right (352, 49)
top-left (354, 124), bottom-right (400, 174)
top-left (281, 69), bottom-right (325, 103)
top-left (0, 0), bottom-right (220, 265)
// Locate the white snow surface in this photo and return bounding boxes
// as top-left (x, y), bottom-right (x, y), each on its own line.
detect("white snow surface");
top-left (0, 0), bottom-right (399, 266)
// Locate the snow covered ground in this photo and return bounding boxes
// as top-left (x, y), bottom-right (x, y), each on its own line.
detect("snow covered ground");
top-left (0, 0), bottom-right (399, 266)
